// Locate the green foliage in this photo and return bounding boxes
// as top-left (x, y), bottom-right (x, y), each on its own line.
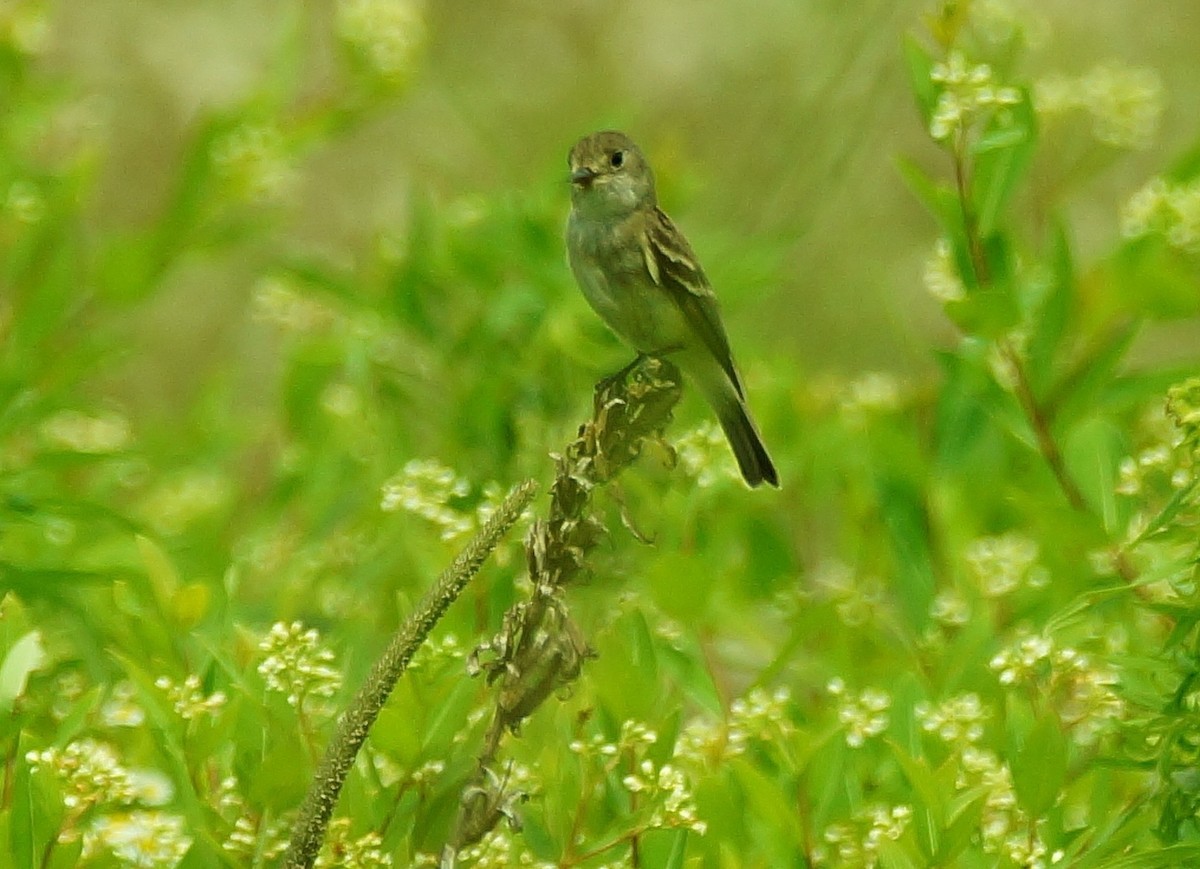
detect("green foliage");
top-left (0, 2), bottom-right (1198, 868)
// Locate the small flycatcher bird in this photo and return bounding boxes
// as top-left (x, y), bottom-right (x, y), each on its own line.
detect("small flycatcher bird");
top-left (565, 130), bottom-right (778, 488)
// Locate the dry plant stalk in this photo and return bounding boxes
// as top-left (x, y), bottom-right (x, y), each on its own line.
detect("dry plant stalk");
top-left (444, 356), bottom-right (683, 863)
top-left (284, 479), bottom-right (538, 869)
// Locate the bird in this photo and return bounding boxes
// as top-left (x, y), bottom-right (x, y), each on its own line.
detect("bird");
top-left (565, 130), bottom-right (778, 488)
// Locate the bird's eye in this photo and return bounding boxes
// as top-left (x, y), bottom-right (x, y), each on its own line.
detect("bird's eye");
top-left (610, 150), bottom-right (624, 168)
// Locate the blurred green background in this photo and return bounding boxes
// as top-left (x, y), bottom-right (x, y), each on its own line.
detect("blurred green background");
top-left (7, 1), bottom-right (1200, 864)
top-left (40, 0), bottom-right (1200, 410)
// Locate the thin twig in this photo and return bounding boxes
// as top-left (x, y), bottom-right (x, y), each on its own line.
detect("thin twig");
top-left (999, 340), bottom-right (1087, 512)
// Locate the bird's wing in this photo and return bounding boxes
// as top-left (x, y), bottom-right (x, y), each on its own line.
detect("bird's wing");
top-left (641, 207), bottom-right (744, 398)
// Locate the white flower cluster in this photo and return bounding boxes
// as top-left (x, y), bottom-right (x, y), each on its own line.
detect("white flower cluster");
top-left (257, 621), bottom-right (343, 709)
top-left (957, 747), bottom-right (1054, 866)
top-left (915, 692), bottom-right (990, 746)
top-left (812, 560), bottom-right (888, 628)
top-left (674, 687), bottom-right (793, 767)
top-left (990, 633), bottom-right (1054, 686)
top-left (28, 738), bottom-right (190, 864)
top-left (454, 828), bottom-right (554, 869)
top-left (155, 674), bottom-right (227, 720)
top-left (929, 588), bottom-right (970, 627)
top-left (674, 421), bottom-right (740, 487)
top-left (407, 633), bottom-right (466, 673)
top-left (210, 123), bottom-right (297, 206)
top-left (315, 818), bottom-right (393, 868)
top-left (964, 532), bottom-right (1048, 597)
top-left (840, 372), bottom-right (907, 419)
top-left (39, 409), bottom-right (132, 453)
top-left (224, 813), bottom-right (290, 862)
top-left (819, 804), bottom-right (913, 868)
top-left (140, 470), bottom-right (232, 535)
top-left (827, 679), bottom-right (890, 748)
top-left (87, 811), bottom-right (192, 868)
top-left (1117, 443), bottom-right (1191, 497)
top-left (337, 0), bottom-right (425, 83)
top-left (27, 739), bottom-right (136, 813)
top-left (380, 459), bottom-right (473, 540)
top-left (730, 686), bottom-right (795, 742)
top-left (570, 718), bottom-right (658, 762)
top-left (990, 634), bottom-right (1124, 745)
top-left (252, 276), bottom-right (341, 334)
top-left (1037, 65), bottom-right (1164, 150)
top-left (929, 52), bottom-right (1022, 142)
top-left (100, 681), bottom-right (145, 728)
top-left (621, 760), bottom-right (707, 835)
top-left (1122, 177), bottom-right (1200, 253)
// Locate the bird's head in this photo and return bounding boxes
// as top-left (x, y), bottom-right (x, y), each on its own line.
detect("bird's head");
top-left (567, 130), bottom-right (656, 219)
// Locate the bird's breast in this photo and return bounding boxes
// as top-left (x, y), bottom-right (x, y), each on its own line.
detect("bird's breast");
top-left (567, 213), bottom-right (689, 353)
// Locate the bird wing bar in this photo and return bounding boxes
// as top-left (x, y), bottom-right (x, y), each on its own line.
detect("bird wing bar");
top-left (644, 208), bottom-right (745, 398)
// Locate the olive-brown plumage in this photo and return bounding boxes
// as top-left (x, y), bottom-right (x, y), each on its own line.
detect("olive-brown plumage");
top-left (565, 131), bottom-right (778, 488)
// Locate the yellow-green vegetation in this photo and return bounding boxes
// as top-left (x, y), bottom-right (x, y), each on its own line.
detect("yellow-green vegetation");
top-left (3, 1), bottom-right (1200, 867)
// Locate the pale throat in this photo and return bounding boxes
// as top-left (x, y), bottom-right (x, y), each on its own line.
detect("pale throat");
top-left (572, 178), bottom-right (647, 221)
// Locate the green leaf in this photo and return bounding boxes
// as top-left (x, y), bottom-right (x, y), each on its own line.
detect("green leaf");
top-left (936, 791), bottom-right (988, 863)
top-left (246, 729), bottom-right (312, 811)
top-left (1111, 237), bottom-right (1200, 319)
top-left (277, 257), bottom-right (363, 305)
top-left (657, 639), bottom-right (722, 716)
top-left (1129, 479), bottom-right (1200, 546)
top-left (972, 125), bottom-right (1029, 154)
top-left (895, 157), bottom-right (960, 231)
top-left (663, 829), bottom-right (689, 869)
top-left (0, 564), bottom-right (111, 606)
top-left (1087, 845), bottom-right (1200, 869)
top-left (973, 89), bottom-right (1037, 237)
top-left (1105, 366), bottom-right (1200, 415)
top-left (1025, 221), bottom-right (1076, 397)
top-left (886, 742), bottom-right (951, 861)
top-left (1051, 321), bottom-right (1139, 426)
top-left (1168, 141), bottom-right (1200, 181)
top-left (932, 347), bottom-right (998, 469)
top-left (877, 476), bottom-right (936, 630)
top-left (7, 748), bottom-right (35, 869)
top-left (112, 653), bottom-right (218, 839)
top-left (878, 840), bottom-right (920, 869)
top-left (886, 742), bottom-right (946, 823)
top-left (136, 533), bottom-right (184, 623)
top-left (730, 757), bottom-right (804, 843)
top-left (939, 235), bottom-right (1021, 338)
top-left (1010, 712), bottom-right (1067, 816)
top-left (1045, 582), bottom-right (1134, 636)
top-left (420, 675), bottom-right (481, 756)
top-left (592, 609), bottom-right (661, 723)
top-left (1062, 415), bottom-right (1126, 532)
top-left (0, 630), bottom-right (46, 714)
top-left (903, 35), bottom-right (938, 124)
top-left (806, 730), bottom-right (850, 830)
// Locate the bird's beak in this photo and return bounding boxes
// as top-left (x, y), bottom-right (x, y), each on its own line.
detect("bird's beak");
top-left (570, 166), bottom-right (596, 188)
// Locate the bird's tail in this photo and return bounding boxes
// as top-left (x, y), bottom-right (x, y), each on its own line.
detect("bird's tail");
top-left (677, 348), bottom-right (779, 489)
top-left (715, 398), bottom-right (779, 488)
